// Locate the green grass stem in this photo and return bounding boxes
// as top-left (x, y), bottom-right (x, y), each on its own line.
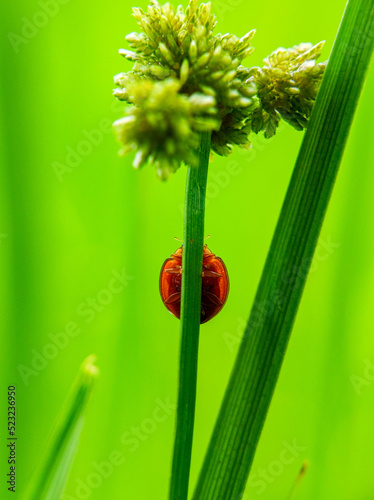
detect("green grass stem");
top-left (169, 131), bottom-right (211, 500)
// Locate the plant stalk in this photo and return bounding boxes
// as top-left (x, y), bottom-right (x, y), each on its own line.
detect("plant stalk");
top-left (169, 131), bottom-right (211, 500)
top-left (193, 0), bottom-right (374, 498)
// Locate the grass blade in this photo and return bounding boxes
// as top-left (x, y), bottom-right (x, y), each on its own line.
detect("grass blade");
top-left (169, 132), bottom-right (211, 500)
top-left (23, 355), bottom-right (99, 500)
top-left (193, 1), bottom-right (374, 498)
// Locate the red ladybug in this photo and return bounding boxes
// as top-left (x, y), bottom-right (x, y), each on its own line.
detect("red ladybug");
top-left (159, 244), bottom-right (229, 323)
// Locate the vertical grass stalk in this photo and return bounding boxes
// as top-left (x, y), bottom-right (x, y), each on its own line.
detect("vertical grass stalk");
top-left (169, 131), bottom-right (211, 500)
top-left (193, 1), bottom-right (374, 498)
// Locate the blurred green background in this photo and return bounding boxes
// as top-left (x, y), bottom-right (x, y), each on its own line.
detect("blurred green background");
top-left (1, 0), bottom-right (373, 498)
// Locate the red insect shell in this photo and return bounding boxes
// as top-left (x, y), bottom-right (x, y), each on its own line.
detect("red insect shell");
top-left (159, 245), bottom-right (229, 324)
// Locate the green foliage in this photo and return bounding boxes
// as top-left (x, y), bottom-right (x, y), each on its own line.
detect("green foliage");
top-left (193, 0), bottom-right (374, 497)
top-left (22, 356), bottom-right (98, 500)
top-left (113, 0), bottom-right (326, 177)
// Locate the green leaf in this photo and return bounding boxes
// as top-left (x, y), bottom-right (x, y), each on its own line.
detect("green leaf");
top-left (23, 355), bottom-right (99, 500)
top-left (193, 1), bottom-right (374, 498)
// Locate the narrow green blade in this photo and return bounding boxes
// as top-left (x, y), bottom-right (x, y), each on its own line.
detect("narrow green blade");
top-left (23, 355), bottom-right (98, 500)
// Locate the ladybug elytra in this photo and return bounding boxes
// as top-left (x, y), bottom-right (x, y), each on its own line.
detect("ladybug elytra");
top-left (159, 244), bottom-right (229, 323)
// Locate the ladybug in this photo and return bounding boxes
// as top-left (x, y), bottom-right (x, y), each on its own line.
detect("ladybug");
top-left (159, 244), bottom-right (229, 323)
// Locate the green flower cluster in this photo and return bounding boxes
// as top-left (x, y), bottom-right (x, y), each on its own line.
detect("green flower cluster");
top-left (248, 42), bottom-right (327, 138)
top-left (113, 79), bottom-right (219, 179)
top-left (113, 0), bottom-right (326, 178)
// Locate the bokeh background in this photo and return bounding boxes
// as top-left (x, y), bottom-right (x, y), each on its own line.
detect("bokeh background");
top-left (1, 0), bottom-right (373, 498)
